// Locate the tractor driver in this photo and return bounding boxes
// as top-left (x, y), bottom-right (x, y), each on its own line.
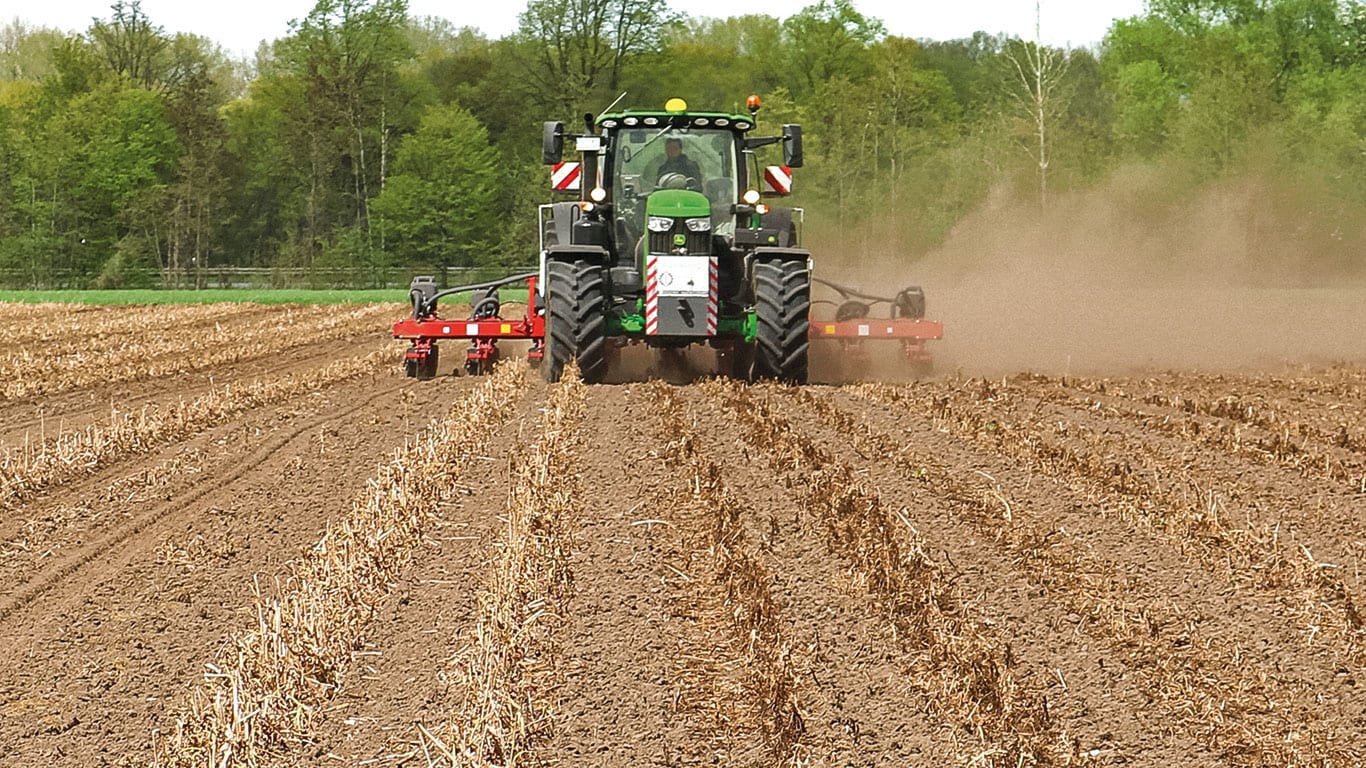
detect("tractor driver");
top-left (656, 137), bottom-right (702, 185)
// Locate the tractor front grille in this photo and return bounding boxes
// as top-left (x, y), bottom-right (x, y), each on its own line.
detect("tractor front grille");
top-left (648, 218), bottom-right (710, 254)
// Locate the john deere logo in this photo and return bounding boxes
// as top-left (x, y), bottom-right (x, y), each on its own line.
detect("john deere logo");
top-left (673, 234), bottom-right (686, 246)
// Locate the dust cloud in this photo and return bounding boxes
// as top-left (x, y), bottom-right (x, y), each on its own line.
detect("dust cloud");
top-left (807, 170), bottom-right (1366, 377)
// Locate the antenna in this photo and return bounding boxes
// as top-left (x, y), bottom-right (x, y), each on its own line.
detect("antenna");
top-left (600, 91), bottom-right (628, 115)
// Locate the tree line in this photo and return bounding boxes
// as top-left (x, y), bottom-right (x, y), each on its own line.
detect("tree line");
top-left (0, 0), bottom-right (1362, 288)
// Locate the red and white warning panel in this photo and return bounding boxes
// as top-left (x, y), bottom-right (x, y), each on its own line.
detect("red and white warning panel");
top-left (762, 165), bottom-right (792, 195)
top-left (645, 255), bottom-right (718, 337)
top-left (550, 161), bottom-right (581, 192)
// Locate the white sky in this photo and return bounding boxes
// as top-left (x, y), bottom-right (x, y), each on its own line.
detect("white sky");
top-left (7, 1), bottom-right (1147, 59)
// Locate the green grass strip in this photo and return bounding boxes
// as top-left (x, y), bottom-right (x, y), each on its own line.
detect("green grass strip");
top-left (0, 288), bottom-right (532, 306)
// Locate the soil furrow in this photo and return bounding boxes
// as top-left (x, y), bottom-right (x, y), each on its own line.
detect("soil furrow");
top-left (0, 302), bottom-right (1360, 768)
top-left (856, 381), bottom-right (1366, 663)
top-left (153, 361), bottom-right (530, 766)
top-left (0, 333), bottom-right (386, 449)
top-left (701, 379), bottom-right (1066, 766)
top-left (0, 303), bottom-right (277, 354)
top-left (0, 343), bottom-right (394, 513)
top-left (0, 371), bottom-right (409, 622)
top-left (542, 382), bottom-right (757, 765)
top-left (674, 383), bottom-right (973, 765)
top-left (832, 384), bottom-right (1363, 764)
top-left (288, 382), bottom-right (540, 766)
top-left (0, 303), bottom-right (396, 402)
top-left (0, 369), bottom-right (466, 766)
top-left (1010, 373), bottom-right (1364, 480)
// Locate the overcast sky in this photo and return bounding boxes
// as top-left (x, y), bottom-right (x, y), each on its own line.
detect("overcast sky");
top-left (9, 1), bottom-right (1147, 58)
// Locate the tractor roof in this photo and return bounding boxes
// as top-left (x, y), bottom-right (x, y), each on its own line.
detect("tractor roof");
top-left (598, 97), bottom-right (757, 132)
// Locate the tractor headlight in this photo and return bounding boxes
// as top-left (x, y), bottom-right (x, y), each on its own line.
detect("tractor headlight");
top-left (647, 216), bottom-right (673, 233)
top-left (684, 217), bottom-right (711, 232)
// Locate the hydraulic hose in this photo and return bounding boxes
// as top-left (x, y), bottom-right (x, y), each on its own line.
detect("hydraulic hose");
top-left (416, 272), bottom-right (537, 319)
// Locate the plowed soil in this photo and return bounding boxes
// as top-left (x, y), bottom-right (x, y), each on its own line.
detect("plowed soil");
top-left (1, 302), bottom-right (1362, 767)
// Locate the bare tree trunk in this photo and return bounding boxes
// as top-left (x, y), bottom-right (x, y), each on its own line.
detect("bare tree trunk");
top-left (1006, 1), bottom-right (1067, 210)
top-left (1033, 1), bottom-right (1049, 209)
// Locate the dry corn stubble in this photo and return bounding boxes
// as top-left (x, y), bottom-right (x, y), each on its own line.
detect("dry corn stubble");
top-left (0, 346), bottom-right (392, 507)
top-left (443, 367), bottom-right (584, 767)
top-left (0, 303), bottom-right (394, 401)
top-left (650, 384), bottom-right (807, 764)
top-left (1009, 372), bottom-right (1360, 485)
top-left (0, 302), bottom-right (270, 354)
top-left (840, 383), bottom-right (1360, 765)
top-left (153, 359), bottom-right (529, 768)
top-left (700, 379), bottom-right (1061, 766)
top-left (858, 380), bottom-right (1366, 666)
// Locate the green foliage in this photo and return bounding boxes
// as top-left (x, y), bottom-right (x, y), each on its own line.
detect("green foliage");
top-left (2, 0), bottom-right (1365, 288)
top-left (782, 0), bottom-right (885, 97)
top-left (372, 103), bottom-right (500, 270)
top-left (1113, 60), bottom-right (1179, 155)
top-left (1, 21), bottom-right (65, 80)
top-left (625, 15), bottom-right (784, 110)
top-left (516, 0), bottom-right (676, 113)
top-left (89, 1), bottom-right (172, 90)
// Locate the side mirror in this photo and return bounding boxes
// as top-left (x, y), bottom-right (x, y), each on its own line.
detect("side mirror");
top-left (542, 121), bottom-right (564, 165)
top-left (782, 124), bottom-right (803, 168)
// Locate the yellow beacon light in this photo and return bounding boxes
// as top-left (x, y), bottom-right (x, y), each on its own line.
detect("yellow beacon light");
top-left (664, 97), bottom-right (688, 113)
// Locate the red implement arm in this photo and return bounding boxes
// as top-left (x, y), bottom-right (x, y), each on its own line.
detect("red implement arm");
top-left (809, 318), bottom-right (944, 363)
top-left (807, 279), bottom-right (944, 371)
top-left (393, 275), bottom-right (545, 377)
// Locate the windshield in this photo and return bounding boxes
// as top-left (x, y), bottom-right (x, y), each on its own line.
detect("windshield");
top-left (611, 127), bottom-right (739, 241)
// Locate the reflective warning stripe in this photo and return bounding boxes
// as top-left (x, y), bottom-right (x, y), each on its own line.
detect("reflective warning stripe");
top-left (762, 165), bottom-right (792, 195)
top-left (644, 255), bottom-right (660, 335)
top-left (706, 257), bottom-right (718, 335)
top-left (551, 161), bottom-right (581, 191)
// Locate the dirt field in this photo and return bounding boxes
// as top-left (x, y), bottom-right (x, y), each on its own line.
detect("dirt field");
top-left (1, 301), bottom-right (1363, 767)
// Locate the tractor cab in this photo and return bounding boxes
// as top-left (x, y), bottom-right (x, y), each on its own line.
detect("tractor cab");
top-left (542, 97), bottom-right (803, 262)
top-left (609, 122), bottom-right (740, 246)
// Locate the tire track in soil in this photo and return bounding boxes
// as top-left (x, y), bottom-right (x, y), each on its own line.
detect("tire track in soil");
top-left (671, 385), bottom-right (968, 766)
top-left (294, 381), bottom-right (540, 766)
top-left (0, 342), bottom-right (396, 553)
top-left (0, 333), bottom-right (386, 449)
top-left (0, 371), bottom-right (407, 622)
top-left (819, 384), bottom-right (1363, 764)
top-left (0, 370), bottom-right (471, 767)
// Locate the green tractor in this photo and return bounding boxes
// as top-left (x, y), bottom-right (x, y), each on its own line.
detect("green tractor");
top-left (538, 95), bottom-right (809, 383)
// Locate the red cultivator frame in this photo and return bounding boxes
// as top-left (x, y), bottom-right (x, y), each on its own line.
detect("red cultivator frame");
top-left (808, 278), bottom-right (944, 375)
top-left (393, 273), bottom-right (943, 378)
top-left (392, 273), bottom-right (544, 379)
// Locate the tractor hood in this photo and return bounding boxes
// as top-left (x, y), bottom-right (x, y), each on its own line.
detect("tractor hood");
top-left (646, 189), bottom-right (710, 219)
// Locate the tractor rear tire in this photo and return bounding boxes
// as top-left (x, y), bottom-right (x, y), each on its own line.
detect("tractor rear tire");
top-left (545, 259), bottom-right (608, 383)
top-left (752, 260), bottom-right (810, 384)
